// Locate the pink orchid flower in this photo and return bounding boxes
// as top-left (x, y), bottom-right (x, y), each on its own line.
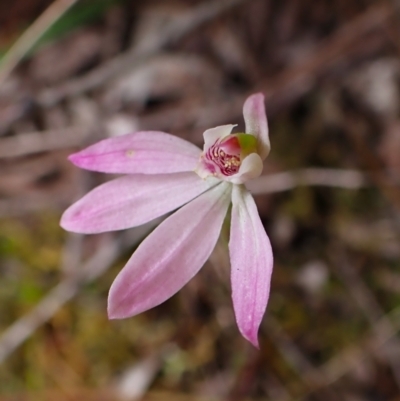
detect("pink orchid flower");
top-left (61, 93), bottom-right (273, 347)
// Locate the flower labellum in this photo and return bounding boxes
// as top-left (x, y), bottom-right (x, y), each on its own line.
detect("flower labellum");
top-left (61, 93), bottom-right (273, 348)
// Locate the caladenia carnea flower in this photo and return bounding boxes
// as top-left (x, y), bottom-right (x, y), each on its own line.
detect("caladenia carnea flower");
top-left (61, 93), bottom-right (273, 347)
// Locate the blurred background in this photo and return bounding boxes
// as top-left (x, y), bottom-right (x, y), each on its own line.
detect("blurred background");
top-left (1, 0), bottom-right (400, 400)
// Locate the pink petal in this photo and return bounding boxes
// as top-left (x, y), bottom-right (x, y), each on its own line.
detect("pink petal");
top-left (60, 172), bottom-right (219, 234)
top-left (228, 153), bottom-right (263, 184)
top-left (203, 125), bottom-right (236, 151)
top-left (243, 93), bottom-right (270, 160)
top-left (108, 182), bottom-right (232, 318)
top-left (69, 131), bottom-right (201, 174)
top-left (229, 185), bottom-right (273, 347)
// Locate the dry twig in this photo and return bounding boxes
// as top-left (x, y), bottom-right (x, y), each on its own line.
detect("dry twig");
top-left (0, 126), bottom-right (93, 159)
top-left (37, 0), bottom-right (247, 107)
top-left (0, 220), bottom-right (161, 363)
top-left (246, 168), bottom-right (367, 194)
top-left (321, 306), bottom-right (400, 385)
top-left (266, 317), bottom-right (342, 401)
top-left (331, 246), bottom-right (400, 389)
top-left (161, 0), bottom-right (399, 132)
top-left (0, 0), bottom-right (80, 85)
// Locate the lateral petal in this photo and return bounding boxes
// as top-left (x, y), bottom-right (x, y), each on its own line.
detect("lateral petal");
top-left (61, 172), bottom-right (219, 234)
top-left (229, 185), bottom-right (273, 347)
top-left (69, 131), bottom-right (201, 174)
top-left (243, 93), bottom-right (270, 160)
top-left (203, 125), bottom-right (236, 151)
top-left (108, 182), bottom-right (232, 318)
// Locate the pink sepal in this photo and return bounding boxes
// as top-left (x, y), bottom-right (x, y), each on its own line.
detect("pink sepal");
top-left (69, 131), bottom-right (201, 174)
top-left (229, 185), bottom-right (273, 347)
top-left (61, 172), bottom-right (219, 233)
top-left (108, 182), bottom-right (232, 318)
